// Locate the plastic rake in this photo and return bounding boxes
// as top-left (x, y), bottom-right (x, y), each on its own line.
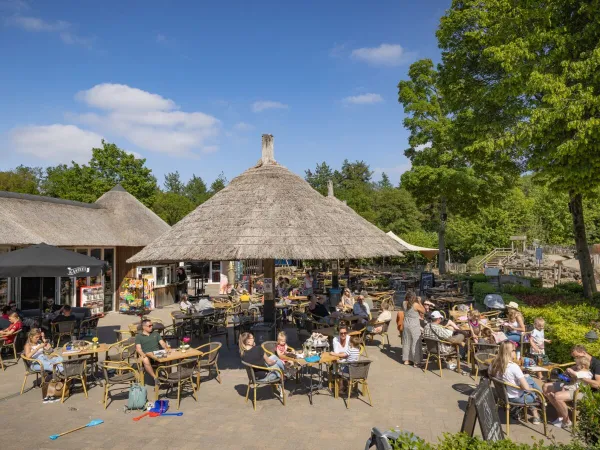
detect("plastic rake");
top-left (49, 419), bottom-right (104, 440)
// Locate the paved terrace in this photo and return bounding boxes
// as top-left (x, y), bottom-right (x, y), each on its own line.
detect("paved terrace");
top-left (0, 307), bottom-right (572, 450)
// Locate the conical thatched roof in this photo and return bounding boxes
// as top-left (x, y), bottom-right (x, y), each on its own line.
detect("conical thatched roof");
top-left (128, 135), bottom-right (406, 264)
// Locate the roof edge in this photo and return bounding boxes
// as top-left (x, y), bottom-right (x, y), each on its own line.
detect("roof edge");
top-left (0, 191), bottom-right (102, 209)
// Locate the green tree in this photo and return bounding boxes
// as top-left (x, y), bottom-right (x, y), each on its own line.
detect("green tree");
top-left (44, 163), bottom-right (98, 203)
top-left (373, 186), bottom-right (422, 237)
top-left (438, 0), bottom-right (600, 297)
top-left (184, 175), bottom-right (209, 205)
top-left (377, 173), bottom-right (393, 190)
top-left (305, 162), bottom-right (335, 195)
top-left (0, 165), bottom-right (43, 194)
top-left (164, 171), bottom-right (184, 194)
top-left (152, 191), bottom-right (195, 225)
top-left (209, 172), bottom-right (228, 196)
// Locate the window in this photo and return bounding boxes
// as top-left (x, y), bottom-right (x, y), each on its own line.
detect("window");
top-left (211, 261), bottom-right (221, 283)
top-left (156, 266), bottom-right (171, 286)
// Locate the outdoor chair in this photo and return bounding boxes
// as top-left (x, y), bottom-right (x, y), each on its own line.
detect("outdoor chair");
top-left (241, 360), bottom-right (285, 411)
top-left (205, 309), bottom-right (229, 348)
top-left (473, 351), bottom-right (496, 382)
top-left (101, 361), bottom-right (140, 409)
top-left (365, 320), bottom-right (391, 349)
top-left (20, 353), bottom-right (52, 394)
top-left (467, 337), bottom-right (498, 367)
top-left (356, 327), bottom-right (368, 356)
top-left (115, 329), bottom-right (134, 341)
top-left (491, 377), bottom-right (547, 437)
top-left (51, 321), bottom-right (76, 347)
top-left (334, 358), bottom-right (373, 408)
top-left (53, 357), bottom-right (88, 403)
top-left (194, 342), bottom-right (222, 386)
top-left (155, 358), bottom-right (198, 409)
top-left (78, 317), bottom-right (99, 339)
top-left (423, 337), bottom-right (462, 377)
top-left (161, 323), bottom-right (181, 348)
top-left (0, 332), bottom-right (21, 370)
top-left (105, 338), bottom-right (136, 364)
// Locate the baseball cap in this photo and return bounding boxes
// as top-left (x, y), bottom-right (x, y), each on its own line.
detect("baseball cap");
top-left (430, 311), bottom-right (444, 320)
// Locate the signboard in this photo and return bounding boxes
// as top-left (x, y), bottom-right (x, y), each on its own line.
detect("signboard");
top-left (460, 379), bottom-right (504, 441)
top-left (263, 277), bottom-right (273, 294)
top-left (419, 272), bottom-right (435, 294)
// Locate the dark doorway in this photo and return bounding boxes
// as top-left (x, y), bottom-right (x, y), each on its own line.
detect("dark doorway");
top-left (20, 277), bottom-right (55, 310)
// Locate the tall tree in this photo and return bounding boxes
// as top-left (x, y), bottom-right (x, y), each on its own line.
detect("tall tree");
top-left (209, 172), bottom-right (228, 196)
top-left (438, 0), bottom-right (600, 297)
top-left (0, 165), bottom-right (43, 194)
top-left (164, 171), bottom-right (184, 194)
top-left (184, 174), bottom-right (209, 205)
top-left (305, 162), bottom-right (334, 195)
top-left (152, 192), bottom-right (195, 225)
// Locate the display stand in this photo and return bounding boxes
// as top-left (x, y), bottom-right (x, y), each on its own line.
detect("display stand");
top-left (79, 285), bottom-right (104, 316)
top-left (118, 277), bottom-right (155, 314)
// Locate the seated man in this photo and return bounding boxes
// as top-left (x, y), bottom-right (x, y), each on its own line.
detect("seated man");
top-left (352, 295), bottom-right (371, 320)
top-left (423, 311), bottom-right (465, 355)
top-left (52, 305), bottom-right (76, 323)
top-left (196, 296), bottom-right (214, 311)
top-left (308, 295), bottom-right (330, 322)
top-left (135, 319), bottom-right (169, 378)
top-left (543, 345), bottom-right (600, 429)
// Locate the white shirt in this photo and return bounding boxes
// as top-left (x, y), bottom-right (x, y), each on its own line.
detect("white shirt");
top-left (530, 328), bottom-right (545, 354)
top-left (376, 310), bottom-right (392, 323)
top-left (497, 362), bottom-right (525, 398)
top-left (304, 276), bottom-right (313, 289)
top-left (353, 302), bottom-right (370, 318)
top-left (333, 336), bottom-right (350, 354)
top-left (179, 300), bottom-right (193, 311)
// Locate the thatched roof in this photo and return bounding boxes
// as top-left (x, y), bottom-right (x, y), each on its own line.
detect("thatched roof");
top-left (128, 135), bottom-right (406, 264)
top-left (0, 185), bottom-right (169, 247)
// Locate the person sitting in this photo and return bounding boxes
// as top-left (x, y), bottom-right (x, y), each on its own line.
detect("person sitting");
top-left (179, 294), bottom-right (194, 313)
top-left (196, 296), bottom-right (214, 311)
top-left (1, 305), bottom-right (11, 321)
top-left (543, 345), bottom-right (600, 428)
top-left (368, 301), bottom-right (392, 334)
top-left (489, 341), bottom-right (542, 425)
top-left (423, 311), bottom-right (465, 353)
top-left (308, 295), bottom-right (330, 321)
top-left (468, 309), bottom-right (483, 341)
top-left (0, 313), bottom-right (23, 345)
top-left (479, 326), bottom-right (496, 345)
top-left (421, 300), bottom-right (435, 325)
top-left (135, 319), bottom-right (169, 379)
top-left (330, 324), bottom-right (351, 358)
top-left (239, 289), bottom-right (251, 303)
top-left (239, 332), bottom-right (283, 398)
top-left (275, 331), bottom-right (295, 376)
top-left (353, 295), bottom-right (371, 320)
top-left (23, 328), bottom-right (64, 402)
top-left (52, 305), bottom-right (76, 323)
top-left (502, 302), bottom-right (526, 344)
top-left (529, 317), bottom-right (551, 364)
top-left (337, 288), bottom-right (354, 311)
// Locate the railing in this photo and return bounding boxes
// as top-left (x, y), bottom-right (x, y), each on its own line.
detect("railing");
top-left (475, 248), bottom-right (515, 272)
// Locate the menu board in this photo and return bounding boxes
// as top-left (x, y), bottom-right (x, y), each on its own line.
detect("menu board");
top-left (419, 272), bottom-right (435, 294)
top-left (80, 285), bottom-right (104, 315)
top-left (460, 379), bottom-right (504, 441)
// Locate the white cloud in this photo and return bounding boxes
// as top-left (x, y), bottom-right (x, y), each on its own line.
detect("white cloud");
top-left (343, 93), bottom-right (383, 105)
top-left (233, 122), bottom-right (254, 131)
top-left (9, 124), bottom-right (103, 164)
top-left (351, 43), bottom-right (415, 66)
top-left (8, 15), bottom-right (92, 47)
top-left (252, 101), bottom-right (288, 113)
top-left (202, 145), bottom-right (219, 154)
top-left (72, 83), bottom-right (220, 156)
top-left (415, 142), bottom-right (432, 151)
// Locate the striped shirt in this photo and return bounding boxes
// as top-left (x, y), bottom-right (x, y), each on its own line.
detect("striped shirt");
top-left (345, 346), bottom-right (360, 362)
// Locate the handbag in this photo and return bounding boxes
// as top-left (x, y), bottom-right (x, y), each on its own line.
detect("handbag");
top-left (43, 380), bottom-right (70, 399)
top-left (396, 310), bottom-right (405, 332)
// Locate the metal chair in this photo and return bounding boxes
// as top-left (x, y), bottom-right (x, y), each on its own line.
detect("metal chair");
top-left (491, 377), bottom-right (547, 437)
top-left (78, 317), bottom-right (99, 339)
top-left (51, 321), bottom-right (76, 347)
top-left (334, 358), bottom-right (373, 408)
top-left (53, 357), bottom-right (88, 403)
top-left (473, 351), bottom-right (496, 382)
top-left (101, 361), bottom-right (139, 409)
top-left (105, 338), bottom-right (136, 364)
top-left (155, 358), bottom-right (198, 409)
top-left (241, 361), bottom-right (284, 411)
top-left (20, 354), bottom-right (52, 394)
top-left (194, 342), bottom-right (222, 386)
top-left (423, 337), bottom-right (462, 377)
top-left (205, 309), bottom-right (229, 348)
top-left (0, 332), bottom-right (21, 370)
top-left (365, 320), bottom-right (391, 349)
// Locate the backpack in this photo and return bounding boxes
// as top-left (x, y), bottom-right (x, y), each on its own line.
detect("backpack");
top-left (127, 383), bottom-right (147, 410)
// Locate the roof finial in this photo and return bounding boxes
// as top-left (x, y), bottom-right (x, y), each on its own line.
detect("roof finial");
top-left (261, 134), bottom-right (275, 165)
top-left (327, 180), bottom-right (334, 197)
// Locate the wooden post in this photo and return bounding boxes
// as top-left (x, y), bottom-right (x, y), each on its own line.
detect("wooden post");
top-left (262, 259), bottom-right (276, 327)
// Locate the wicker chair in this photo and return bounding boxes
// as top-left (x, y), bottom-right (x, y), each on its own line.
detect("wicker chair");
top-left (20, 354), bottom-right (52, 394)
top-left (423, 337), bottom-right (462, 377)
top-left (53, 357), bottom-right (88, 403)
top-left (78, 317), bottom-right (99, 339)
top-left (334, 358), bottom-right (373, 408)
top-left (365, 320), bottom-right (391, 349)
top-left (0, 332), bottom-right (21, 370)
top-left (241, 361), bottom-right (284, 411)
top-left (473, 351), bottom-right (496, 382)
top-left (155, 358), bottom-right (198, 409)
top-left (105, 338), bottom-right (136, 364)
top-left (194, 342), bottom-right (222, 386)
top-left (51, 321), bottom-right (76, 347)
top-left (101, 361), bottom-right (140, 409)
top-left (205, 309), bottom-right (229, 348)
top-left (491, 376), bottom-right (547, 437)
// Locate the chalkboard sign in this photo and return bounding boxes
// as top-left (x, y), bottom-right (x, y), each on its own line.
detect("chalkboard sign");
top-left (419, 272), bottom-right (435, 294)
top-left (460, 379), bottom-right (504, 441)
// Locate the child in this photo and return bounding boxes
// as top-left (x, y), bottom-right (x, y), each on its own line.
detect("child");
top-left (468, 310), bottom-right (482, 340)
top-left (339, 335), bottom-right (362, 394)
top-left (564, 356), bottom-right (593, 392)
top-left (479, 326), bottom-right (496, 345)
top-left (274, 331), bottom-right (295, 376)
top-left (530, 317), bottom-right (551, 364)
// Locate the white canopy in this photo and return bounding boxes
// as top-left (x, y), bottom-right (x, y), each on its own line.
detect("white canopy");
top-left (386, 231), bottom-right (439, 260)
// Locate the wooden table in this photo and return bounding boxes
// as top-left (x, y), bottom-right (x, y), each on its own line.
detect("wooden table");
top-left (147, 348), bottom-right (203, 364)
top-left (288, 296), bottom-right (308, 302)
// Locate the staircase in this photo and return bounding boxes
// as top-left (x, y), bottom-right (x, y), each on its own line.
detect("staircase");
top-left (475, 248), bottom-right (516, 272)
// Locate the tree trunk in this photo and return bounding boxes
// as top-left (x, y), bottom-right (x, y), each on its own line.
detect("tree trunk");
top-left (438, 197), bottom-right (447, 274)
top-left (569, 192), bottom-right (597, 299)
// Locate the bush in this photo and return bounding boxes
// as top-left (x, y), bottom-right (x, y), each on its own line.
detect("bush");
top-left (473, 282), bottom-right (498, 302)
top-left (556, 282), bottom-right (584, 295)
top-left (469, 274), bottom-right (489, 283)
top-left (576, 386), bottom-right (600, 447)
top-left (389, 431), bottom-right (594, 449)
top-left (501, 284), bottom-right (582, 307)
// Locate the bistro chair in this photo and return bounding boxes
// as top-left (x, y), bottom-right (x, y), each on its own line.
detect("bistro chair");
top-left (467, 336), bottom-right (498, 366)
top-left (194, 342), bottom-right (222, 386)
top-left (334, 358), bottom-right (373, 408)
top-left (205, 309), bottom-right (229, 348)
top-left (0, 332), bottom-right (21, 370)
top-left (53, 357), bottom-right (88, 403)
top-left (423, 337), bottom-right (462, 377)
top-left (365, 320), bottom-right (391, 349)
top-left (356, 327), bottom-right (368, 356)
top-left (78, 317), bottom-right (100, 339)
top-left (161, 323), bottom-right (181, 348)
top-left (51, 321), bottom-right (76, 347)
top-left (241, 361), bottom-right (285, 411)
top-left (115, 329), bottom-right (134, 341)
top-left (491, 377), bottom-right (547, 437)
top-left (473, 351), bottom-right (496, 382)
top-left (20, 354), bottom-right (52, 394)
top-left (155, 358), bottom-right (198, 409)
top-left (101, 361), bottom-right (140, 409)
top-left (105, 338), bottom-right (136, 364)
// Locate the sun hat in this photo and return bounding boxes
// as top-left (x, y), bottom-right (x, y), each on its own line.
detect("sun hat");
top-left (430, 311), bottom-right (444, 320)
top-left (507, 301), bottom-right (520, 310)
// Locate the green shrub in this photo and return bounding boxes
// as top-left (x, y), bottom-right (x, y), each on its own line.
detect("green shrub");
top-left (473, 282), bottom-right (498, 302)
top-left (556, 282), bottom-right (584, 295)
top-left (576, 386), bottom-right (600, 447)
top-left (469, 274), bottom-right (489, 283)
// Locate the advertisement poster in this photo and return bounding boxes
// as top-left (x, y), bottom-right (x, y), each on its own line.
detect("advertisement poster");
top-left (263, 277), bottom-right (273, 294)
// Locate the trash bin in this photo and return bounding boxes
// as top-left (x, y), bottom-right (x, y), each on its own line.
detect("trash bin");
top-left (328, 288), bottom-right (341, 310)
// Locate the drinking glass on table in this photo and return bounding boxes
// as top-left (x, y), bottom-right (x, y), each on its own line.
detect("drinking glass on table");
top-left (166, 342), bottom-right (172, 355)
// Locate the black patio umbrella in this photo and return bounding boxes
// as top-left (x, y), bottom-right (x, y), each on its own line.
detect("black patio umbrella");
top-left (0, 243), bottom-right (106, 278)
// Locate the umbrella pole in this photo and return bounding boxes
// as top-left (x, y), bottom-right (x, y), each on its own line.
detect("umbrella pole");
top-left (263, 259), bottom-right (276, 338)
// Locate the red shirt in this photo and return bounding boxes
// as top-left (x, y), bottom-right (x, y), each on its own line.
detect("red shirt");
top-left (2, 320), bottom-right (22, 344)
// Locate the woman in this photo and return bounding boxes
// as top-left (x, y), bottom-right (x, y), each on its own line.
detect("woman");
top-left (402, 291), bottom-right (425, 366)
top-left (303, 271), bottom-right (314, 296)
top-left (330, 324), bottom-right (351, 358)
top-left (369, 301), bottom-right (392, 334)
top-left (23, 328), bottom-right (63, 373)
top-left (0, 313), bottom-right (22, 344)
top-left (489, 341), bottom-right (541, 425)
top-left (179, 294), bottom-right (194, 313)
top-left (239, 332), bottom-right (285, 394)
top-left (337, 288), bottom-right (354, 311)
top-left (503, 302), bottom-right (526, 344)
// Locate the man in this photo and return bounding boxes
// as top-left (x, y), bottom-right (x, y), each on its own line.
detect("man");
top-left (353, 295), bottom-right (371, 320)
top-left (52, 305), bottom-right (76, 323)
top-left (135, 319), bottom-right (169, 378)
top-left (308, 295), bottom-right (330, 322)
top-left (423, 311), bottom-right (465, 355)
top-left (543, 344), bottom-right (600, 428)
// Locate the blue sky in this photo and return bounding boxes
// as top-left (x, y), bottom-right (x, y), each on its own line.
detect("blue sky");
top-left (0, 0), bottom-right (448, 188)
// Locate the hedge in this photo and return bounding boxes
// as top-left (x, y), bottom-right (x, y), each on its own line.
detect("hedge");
top-left (473, 282), bottom-right (497, 302)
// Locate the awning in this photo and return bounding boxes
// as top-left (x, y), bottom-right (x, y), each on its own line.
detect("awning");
top-left (386, 231), bottom-right (439, 260)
